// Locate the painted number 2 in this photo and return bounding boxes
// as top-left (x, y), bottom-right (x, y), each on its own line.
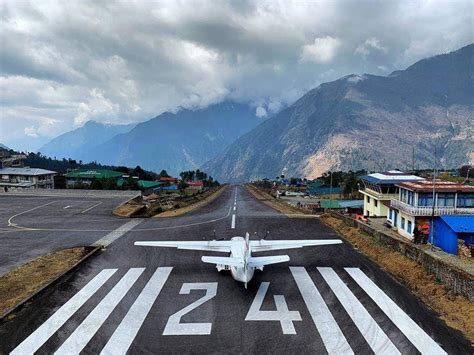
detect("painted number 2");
top-left (163, 282), bottom-right (218, 335)
top-left (245, 282), bottom-right (301, 334)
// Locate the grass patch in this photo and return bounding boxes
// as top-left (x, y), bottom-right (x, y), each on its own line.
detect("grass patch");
top-left (321, 215), bottom-right (474, 342)
top-left (0, 247), bottom-right (89, 317)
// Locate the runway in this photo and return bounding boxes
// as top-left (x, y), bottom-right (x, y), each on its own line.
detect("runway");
top-left (0, 186), bottom-right (470, 354)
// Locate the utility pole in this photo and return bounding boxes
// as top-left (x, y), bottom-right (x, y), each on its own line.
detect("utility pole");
top-left (430, 144), bottom-right (437, 248)
top-left (329, 170), bottom-right (333, 212)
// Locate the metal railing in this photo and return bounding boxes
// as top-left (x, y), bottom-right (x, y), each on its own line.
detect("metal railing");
top-left (390, 199), bottom-right (474, 216)
top-left (359, 189), bottom-right (398, 200)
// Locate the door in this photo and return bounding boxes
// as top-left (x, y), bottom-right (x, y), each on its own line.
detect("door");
top-left (394, 210), bottom-right (398, 227)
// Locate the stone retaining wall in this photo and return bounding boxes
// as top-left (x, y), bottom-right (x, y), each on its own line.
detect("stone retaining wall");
top-left (330, 212), bottom-right (474, 302)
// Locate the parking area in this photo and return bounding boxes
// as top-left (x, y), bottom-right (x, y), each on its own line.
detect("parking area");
top-left (0, 192), bottom-right (134, 275)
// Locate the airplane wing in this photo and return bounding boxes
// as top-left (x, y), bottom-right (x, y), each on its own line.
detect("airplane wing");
top-left (247, 255), bottom-right (289, 267)
top-left (201, 256), bottom-right (244, 267)
top-left (134, 240), bottom-right (232, 252)
top-left (250, 239), bottom-right (342, 252)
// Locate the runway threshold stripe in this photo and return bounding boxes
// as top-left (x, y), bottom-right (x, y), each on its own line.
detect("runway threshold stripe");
top-left (231, 214), bottom-right (236, 229)
top-left (317, 268), bottom-right (400, 355)
top-left (100, 267), bottom-right (173, 355)
top-left (81, 201), bottom-right (103, 213)
top-left (345, 268), bottom-right (447, 355)
top-left (10, 269), bottom-right (117, 355)
top-left (92, 219), bottom-right (143, 247)
top-left (290, 267), bottom-right (353, 355)
top-left (55, 268), bottom-right (145, 355)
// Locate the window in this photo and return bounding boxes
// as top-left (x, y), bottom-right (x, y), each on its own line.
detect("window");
top-left (389, 209), bottom-right (393, 220)
top-left (438, 193), bottom-right (455, 207)
top-left (367, 196), bottom-right (370, 203)
top-left (457, 194), bottom-right (474, 207)
top-left (374, 199), bottom-right (378, 207)
top-left (401, 217), bottom-right (405, 230)
top-left (407, 221), bottom-right (412, 234)
top-left (418, 193), bottom-right (434, 207)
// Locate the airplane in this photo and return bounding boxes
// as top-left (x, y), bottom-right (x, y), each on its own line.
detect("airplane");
top-left (134, 233), bottom-right (342, 288)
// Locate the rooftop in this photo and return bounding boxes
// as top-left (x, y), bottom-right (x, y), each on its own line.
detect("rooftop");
top-left (0, 167), bottom-right (57, 176)
top-left (397, 180), bottom-right (474, 193)
top-left (65, 169), bottom-right (123, 179)
top-left (440, 215), bottom-right (474, 233)
top-left (159, 176), bottom-right (177, 181)
top-left (361, 171), bottom-right (424, 185)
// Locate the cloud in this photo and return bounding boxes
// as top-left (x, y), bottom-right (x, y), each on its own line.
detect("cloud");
top-left (355, 37), bottom-right (388, 57)
top-left (300, 36), bottom-right (341, 63)
top-left (0, 0), bottom-right (472, 150)
top-left (255, 106), bottom-right (267, 118)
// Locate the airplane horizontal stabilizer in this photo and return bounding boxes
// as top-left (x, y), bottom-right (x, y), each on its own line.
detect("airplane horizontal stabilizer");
top-left (201, 256), bottom-right (244, 267)
top-left (247, 255), bottom-right (290, 267)
top-left (250, 239), bottom-right (342, 252)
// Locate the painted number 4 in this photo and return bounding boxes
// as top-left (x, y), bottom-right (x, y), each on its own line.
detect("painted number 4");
top-left (245, 282), bottom-right (301, 334)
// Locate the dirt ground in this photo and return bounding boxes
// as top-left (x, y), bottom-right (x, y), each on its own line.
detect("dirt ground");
top-left (321, 215), bottom-right (474, 342)
top-left (0, 247), bottom-right (88, 317)
top-left (155, 185), bottom-right (226, 217)
top-left (245, 185), bottom-right (312, 215)
top-left (113, 196), bottom-right (145, 217)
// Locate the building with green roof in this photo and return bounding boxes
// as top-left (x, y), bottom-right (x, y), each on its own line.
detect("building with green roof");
top-left (66, 169), bottom-right (124, 188)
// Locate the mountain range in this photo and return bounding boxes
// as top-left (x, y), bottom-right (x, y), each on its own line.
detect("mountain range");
top-left (42, 102), bottom-right (263, 175)
top-left (204, 44), bottom-right (474, 181)
top-left (39, 121), bottom-right (135, 161)
top-left (38, 44), bottom-right (473, 181)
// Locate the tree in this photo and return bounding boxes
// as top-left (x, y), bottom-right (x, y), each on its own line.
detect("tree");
top-left (178, 180), bottom-right (189, 191)
top-left (159, 169), bottom-right (170, 177)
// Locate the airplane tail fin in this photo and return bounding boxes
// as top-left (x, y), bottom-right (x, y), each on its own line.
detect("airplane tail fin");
top-left (247, 255), bottom-right (290, 268)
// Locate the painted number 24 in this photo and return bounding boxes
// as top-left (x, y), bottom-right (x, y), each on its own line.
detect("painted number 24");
top-left (163, 282), bottom-right (301, 335)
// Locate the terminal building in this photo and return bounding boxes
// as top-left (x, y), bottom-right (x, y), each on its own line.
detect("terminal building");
top-left (0, 167), bottom-right (57, 189)
top-left (359, 171), bottom-right (425, 217)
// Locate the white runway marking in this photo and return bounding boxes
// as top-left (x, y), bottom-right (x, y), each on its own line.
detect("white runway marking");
top-left (345, 268), bottom-right (447, 355)
top-left (93, 219), bottom-right (143, 247)
top-left (290, 267), bottom-right (353, 355)
top-left (63, 205), bottom-right (70, 209)
top-left (55, 268), bottom-right (145, 355)
top-left (10, 269), bottom-right (117, 355)
top-left (318, 267), bottom-right (400, 355)
top-left (7, 201), bottom-right (55, 226)
top-left (81, 201), bottom-right (103, 214)
top-left (233, 206), bottom-right (236, 211)
top-left (101, 267), bottom-right (172, 355)
top-left (245, 282), bottom-right (301, 334)
top-left (231, 214), bottom-right (236, 229)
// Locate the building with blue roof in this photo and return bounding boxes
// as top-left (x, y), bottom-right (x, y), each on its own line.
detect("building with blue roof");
top-left (359, 170), bottom-right (424, 217)
top-left (433, 215), bottom-right (474, 255)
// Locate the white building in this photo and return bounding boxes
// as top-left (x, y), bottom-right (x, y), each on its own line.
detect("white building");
top-left (388, 180), bottom-right (474, 239)
top-left (359, 171), bottom-right (425, 217)
top-left (0, 167), bottom-right (57, 189)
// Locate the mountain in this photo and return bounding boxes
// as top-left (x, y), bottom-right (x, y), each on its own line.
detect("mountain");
top-left (79, 102), bottom-right (263, 175)
top-left (0, 143), bottom-right (10, 150)
top-left (39, 121), bottom-right (135, 160)
top-left (204, 44), bottom-right (474, 182)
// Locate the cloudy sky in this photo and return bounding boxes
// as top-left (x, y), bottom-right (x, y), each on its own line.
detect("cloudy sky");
top-left (1, 0), bottom-right (472, 151)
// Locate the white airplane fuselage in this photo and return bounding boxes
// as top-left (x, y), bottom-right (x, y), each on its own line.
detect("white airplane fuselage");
top-left (228, 237), bottom-right (254, 284)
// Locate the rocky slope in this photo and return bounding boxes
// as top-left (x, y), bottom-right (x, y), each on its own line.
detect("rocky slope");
top-left (204, 44), bottom-right (474, 182)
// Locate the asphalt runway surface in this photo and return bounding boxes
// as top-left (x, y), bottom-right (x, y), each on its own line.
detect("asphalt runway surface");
top-left (0, 186), bottom-right (471, 354)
